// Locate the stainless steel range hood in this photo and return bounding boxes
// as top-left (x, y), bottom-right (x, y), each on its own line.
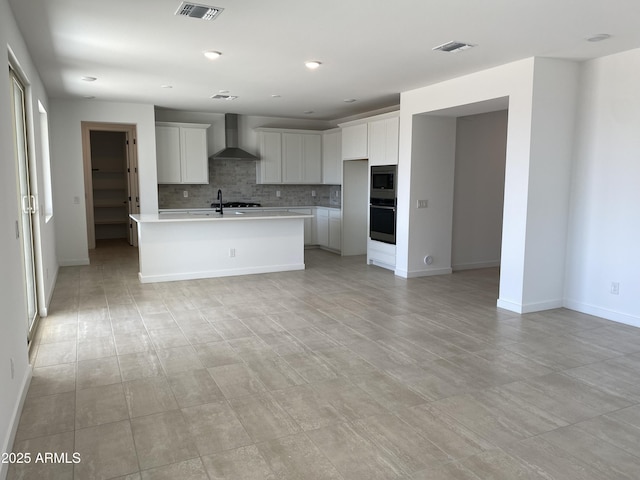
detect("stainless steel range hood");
top-left (211, 113), bottom-right (259, 160)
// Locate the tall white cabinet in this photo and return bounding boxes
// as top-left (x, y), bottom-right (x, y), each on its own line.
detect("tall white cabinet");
top-left (156, 122), bottom-right (210, 184)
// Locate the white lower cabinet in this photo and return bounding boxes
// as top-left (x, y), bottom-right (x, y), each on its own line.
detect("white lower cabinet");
top-left (315, 208), bottom-right (329, 247)
top-left (367, 238), bottom-right (396, 270)
top-left (329, 209), bottom-right (342, 251)
top-left (315, 207), bottom-right (341, 252)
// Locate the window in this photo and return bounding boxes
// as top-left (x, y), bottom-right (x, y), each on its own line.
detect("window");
top-left (38, 100), bottom-right (54, 221)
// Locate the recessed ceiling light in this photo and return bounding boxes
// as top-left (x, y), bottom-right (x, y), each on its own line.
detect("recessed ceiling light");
top-left (81, 76), bottom-right (97, 82)
top-left (161, 85), bottom-right (173, 89)
top-left (432, 41), bottom-right (475, 53)
top-left (343, 98), bottom-right (357, 103)
top-left (204, 50), bottom-right (222, 60)
top-left (587, 33), bottom-right (611, 42)
top-left (305, 61), bottom-right (322, 70)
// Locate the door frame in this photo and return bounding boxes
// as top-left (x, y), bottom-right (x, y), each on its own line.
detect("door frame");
top-left (81, 122), bottom-right (139, 249)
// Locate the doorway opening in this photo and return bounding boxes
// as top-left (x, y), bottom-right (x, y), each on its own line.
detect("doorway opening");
top-left (81, 123), bottom-right (139, 249)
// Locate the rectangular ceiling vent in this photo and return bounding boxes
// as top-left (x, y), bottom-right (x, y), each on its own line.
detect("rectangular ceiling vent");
top-left (175, 2), bottom-right (224, 20)
top-left (432, 41), bottom-right (475, 53)
top-left (210, 94), bottom-right (238, 100)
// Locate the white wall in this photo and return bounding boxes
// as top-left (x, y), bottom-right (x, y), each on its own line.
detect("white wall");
top-left (1, 0), bottom-right (58, 473)
top-left (50, 100), bottom-right (157, 265)
top-left (452, 110), bottom-right (508, 270)
top-left (398, 57), bottom-right (580, 314)
top-left (403, 114), bottom-right (457, 276)
top-left (564, 49), bottom-right (640, 326)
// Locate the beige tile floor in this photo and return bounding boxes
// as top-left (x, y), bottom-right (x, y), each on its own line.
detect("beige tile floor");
top-left (9, 239), bottom-right (640, 479)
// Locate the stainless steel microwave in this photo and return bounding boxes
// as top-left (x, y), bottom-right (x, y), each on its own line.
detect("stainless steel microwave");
top-left (370, 165), bottom-right (396, 201)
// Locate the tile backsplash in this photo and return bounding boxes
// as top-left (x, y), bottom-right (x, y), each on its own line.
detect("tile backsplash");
top-left (158, 158), bottom-right (341, 209)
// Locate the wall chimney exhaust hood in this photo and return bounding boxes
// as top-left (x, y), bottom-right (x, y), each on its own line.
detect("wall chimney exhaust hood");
top-left (211, 113), bottom-right (259, 160)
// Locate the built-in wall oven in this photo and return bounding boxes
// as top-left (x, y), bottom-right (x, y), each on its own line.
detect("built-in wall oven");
top-left (370, 165), bottom-right (397, 244)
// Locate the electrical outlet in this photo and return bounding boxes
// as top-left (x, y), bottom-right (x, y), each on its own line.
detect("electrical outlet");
top-left (417, 199), bottom-right (428, 208)
top-left (611, 282), bottom-right (620, 295)
top-left (311, 190), bottom-right (316, 197)
top-left (73, 196), bottom-right (80, 204)
top-left (229, 248), bottom-right (236, 258)
top-left (183, 190), bottom-right (188, 198)
top-left (276, 190), bottom-right (281, 198)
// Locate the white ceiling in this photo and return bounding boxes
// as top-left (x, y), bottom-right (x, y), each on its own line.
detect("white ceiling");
top-left (8, 0), bottom-right (640, 120)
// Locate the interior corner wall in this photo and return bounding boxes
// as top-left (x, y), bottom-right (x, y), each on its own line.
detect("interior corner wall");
top-left (50, 100), bottom-right (157, 266)
top-left (564, 48), bottom-right (640, 326)
top-left (452, 110), bottom-right (508, 270)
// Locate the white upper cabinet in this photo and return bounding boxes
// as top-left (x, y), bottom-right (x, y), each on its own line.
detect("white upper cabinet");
top-left (322, 129), bottom-right (342, 185)
top-left (256, 129), bottom-right (322, 184)
top-left (283, 133), bottom-right (322, 184)
top-left (368, 115), bottom-right (399, 166)
top-left (156, 122), bottom-right (210, 184)
top-left (257, 130), bottom-right (282, 184)
top-left (341, 123), bottom-right (368, 160)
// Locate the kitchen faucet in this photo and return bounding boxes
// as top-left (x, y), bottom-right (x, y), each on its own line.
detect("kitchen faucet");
top-left (215, 189), bottom-right (223, 215)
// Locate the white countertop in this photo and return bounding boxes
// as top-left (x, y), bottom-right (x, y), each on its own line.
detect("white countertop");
top-left (131, 210), bottom-right (312, 223)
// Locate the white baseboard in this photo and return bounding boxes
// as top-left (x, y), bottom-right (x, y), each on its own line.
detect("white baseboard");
top-left (395, 267), bottom-right (452, 278)
top-left (497, 298), bottom-right (563, 314)
top-left (1, 366), bottom-right (32, 480)
top-left (563, 298), bottom-right (640, 328)
top-left (452, 260), bottom-right (500, 271)
top-left (57, 258), bottom-right (90, 266)
top-left (139, 263), bottom-right (306, 283)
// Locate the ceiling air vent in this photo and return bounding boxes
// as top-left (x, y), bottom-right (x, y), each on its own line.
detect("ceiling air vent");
top-left (210, 94), bottom-right (238, 100)
top-left (432, 41), bottom-right (475, 53)
top-left (175, 2), bottom-right (224, 20)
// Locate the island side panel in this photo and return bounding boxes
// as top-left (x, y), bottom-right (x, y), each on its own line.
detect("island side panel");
top-left (136, 217), bottom-right (305, 282)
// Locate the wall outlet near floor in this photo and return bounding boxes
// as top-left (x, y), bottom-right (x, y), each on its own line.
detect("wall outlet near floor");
top-left (610, 281), bottom-right (620, 295)
top-left (276, 190), bottom-right (281, 198)
top-left (229, 248), bottom-right (236, 258)
top-left (311, 190), bottom-right (316, 197)
top-left (183, 190), bottom-right (188, 198)
top-left (417, 199), bottom-right (428, 208)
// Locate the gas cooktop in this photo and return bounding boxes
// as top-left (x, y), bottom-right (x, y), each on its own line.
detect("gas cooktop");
top-left (211, 201), bottom-right (262, 208)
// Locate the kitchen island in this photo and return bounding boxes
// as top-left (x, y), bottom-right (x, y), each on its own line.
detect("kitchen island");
top-left (130, 210), bottom-right (312, 283)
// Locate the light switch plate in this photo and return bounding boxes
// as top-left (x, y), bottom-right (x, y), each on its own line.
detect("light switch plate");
top-left (417, 199), bottom-right (428, 208)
